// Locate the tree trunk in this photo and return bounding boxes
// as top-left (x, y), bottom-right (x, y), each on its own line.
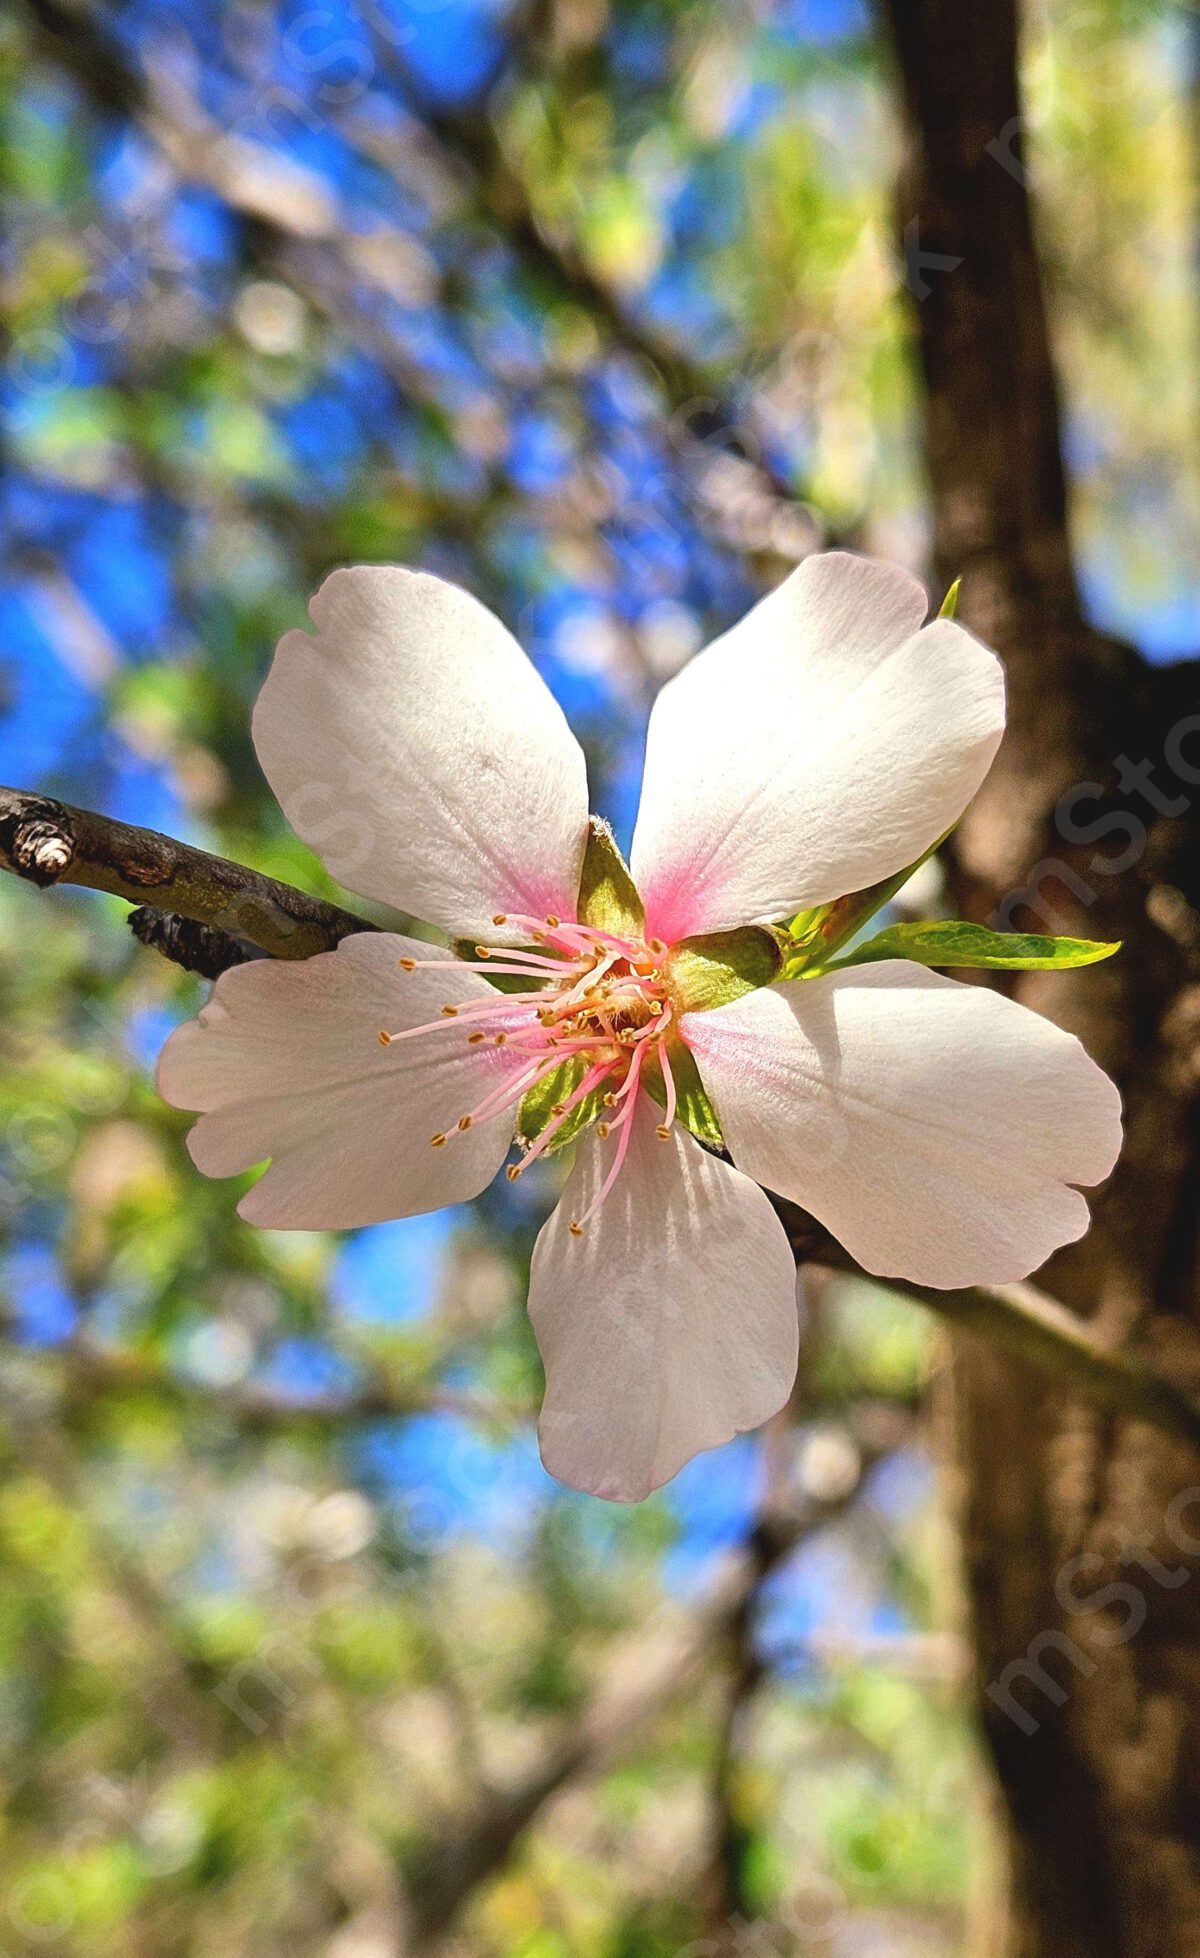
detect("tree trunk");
top-left (878, 1), bottom-right (1200, 1952)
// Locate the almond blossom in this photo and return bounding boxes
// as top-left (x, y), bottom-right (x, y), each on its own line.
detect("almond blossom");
top-left (157, 552), bottom-right (1123, 1502)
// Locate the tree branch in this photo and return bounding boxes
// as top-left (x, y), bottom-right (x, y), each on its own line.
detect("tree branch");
top-left (0, 786), bottom-right (374, 968)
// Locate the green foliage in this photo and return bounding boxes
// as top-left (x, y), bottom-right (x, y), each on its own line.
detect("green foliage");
top-left (822, 919), bottom-right (1121, 973)
top-left (782, 832), bottom-right (956, 977)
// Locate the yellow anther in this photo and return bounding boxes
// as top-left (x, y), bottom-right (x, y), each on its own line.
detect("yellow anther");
top-left (467, 1031), bottom-right (487, 1044)
top-left (545, 915), bottom-right (561, 929)
top-left (457, 1115), bottom-right (473, 1131)
top-left (551, 1103), bottom-right (566, 1117)
top-left (568, 1219), bottom-right (585, 1237)
top-left (475, 945), bottom-right (492, 958)
top-left (378, 1030), bottom-right (392, 1046)
top-left (441, 1004), bottom-right (459, 1018)
top-left (505, 1164), bottom-right (521, 1181)
top-left (398, 957), bottom-right (416, 970)
top-left (597, 1121), bottom-right (611, 1138)
top-left (492, 913), bottom-right (508, 925)
top-left (656, 1125), bottom-right (671, 1140)
top-left (495, 1032), bottom-right (508, 1046)
top-left (429, 1133), bottom-right (447, 1148)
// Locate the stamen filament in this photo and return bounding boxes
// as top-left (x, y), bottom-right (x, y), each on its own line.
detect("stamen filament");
top-left (390, 915), bottom-right (681, 1209)
top-left (401, 957), bottom-right (567, 980)
top-left (571, 1090), bottom-right (640, 1233)
top-left (656, 1037), bottom-right (678, 1140)
top-left (439, 1052), bottom-right (560, 1143)
top-left (512, 1060), bottom-right (619, 1174)
top-left (379, 995), bottom-right (539, 1046)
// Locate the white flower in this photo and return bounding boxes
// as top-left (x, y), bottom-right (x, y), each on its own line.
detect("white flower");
top-left (157, 552), bottom-right (1123, 1502)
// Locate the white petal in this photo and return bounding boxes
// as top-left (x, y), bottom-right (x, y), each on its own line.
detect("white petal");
top-left (684, 964), bottom-right (1122, 1288)
top-left (253, 567), bottom-right (591, 939)
top-left (629, 552), bottom-right (1005, 942)
top-left (157, 934), bottom-right (526, 1229)
top-left (527, 1095), bottom-right (799, 1502)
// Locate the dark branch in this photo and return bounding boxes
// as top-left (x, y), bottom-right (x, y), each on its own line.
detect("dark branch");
top-left (128, 907), bottom-right (256, 980)
top-left (0, 787), bottom-right (375, 969)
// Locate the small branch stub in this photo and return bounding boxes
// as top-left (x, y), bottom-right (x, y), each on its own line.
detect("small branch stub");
top-left (2, 800), bottom-right (76, 887)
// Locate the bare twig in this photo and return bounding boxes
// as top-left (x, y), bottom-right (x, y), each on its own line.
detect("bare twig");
top-left (778, 1199), bottom-right (1200, 1453)
top-left (0, 786), bottom-right (374, 968)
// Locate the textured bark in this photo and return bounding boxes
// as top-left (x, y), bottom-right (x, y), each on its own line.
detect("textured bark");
top-left (0, 786), bottom-right (374, 966)
top-left (880, 2), bottom-right (1200, 1952)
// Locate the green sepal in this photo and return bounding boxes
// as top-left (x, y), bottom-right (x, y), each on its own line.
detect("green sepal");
top-left (665, 927), bottom-right (782, 1013)
top-left (452, 941), bottom-right (555, 995)
top-left (822, 919), bottom-right (1122, 974)
top-left (938, 577), bottom-right (962, 620)
top-left (576, 816), bottom-right (644, 938)
top-left (516, 1055), bottom-right (609, 1153)
top-left (642, 1035), bottom-right (724, 1149)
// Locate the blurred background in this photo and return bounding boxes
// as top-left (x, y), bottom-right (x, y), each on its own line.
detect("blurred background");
top-left (1, 0), bottom-right (1198, 1951)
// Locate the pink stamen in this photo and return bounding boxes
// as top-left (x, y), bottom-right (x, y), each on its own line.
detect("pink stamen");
top-left (382, 915), bottom-right (680, 1199)
top-left (512, 1059), bottom-right (619, 1173)
top-left (489, 911), bottom-right (587, 947)
top-left (571, 1091), bottom-right (640, 1233)
top-left (379, 994), bottom-right (540, 1045)
top-left (400, 956), bottom-right (568, 980)
top-left (445, 1050), bottom-right (564, 1140)
top-left (502, 1032), bottom-right (615, 1060)
top-left (656, 1038), bottom-right (678, 1139)
top-left (556, 949), bottom-right (620, 1009)
top-left (607, 1035), bottom-right (649, 1103)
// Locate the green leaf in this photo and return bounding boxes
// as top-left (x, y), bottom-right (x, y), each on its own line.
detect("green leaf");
top-left (576, 817), bottom-right (644, 939)
top-left (516, 1055), bottom-right (609, 1153)
top-left (938, 577), bottom-right (962, 620)
top-left (781, 827), bottom-right (956, 977)
top-left (665, 928), bottom-right (782, 1013)
top-left (823, 920), bottom-right (1121, 974)
top-left (642, 1036), bottom-right (724, 1149)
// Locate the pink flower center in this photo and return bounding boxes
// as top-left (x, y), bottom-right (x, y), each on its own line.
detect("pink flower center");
top-left (376, 913), bottom-right (681, 1234)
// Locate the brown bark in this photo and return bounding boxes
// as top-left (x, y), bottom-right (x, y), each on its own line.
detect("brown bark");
top-left (0, 786), bottom-right (373, 966)
top-left (879, 1), bottom-right (1200, 1952)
